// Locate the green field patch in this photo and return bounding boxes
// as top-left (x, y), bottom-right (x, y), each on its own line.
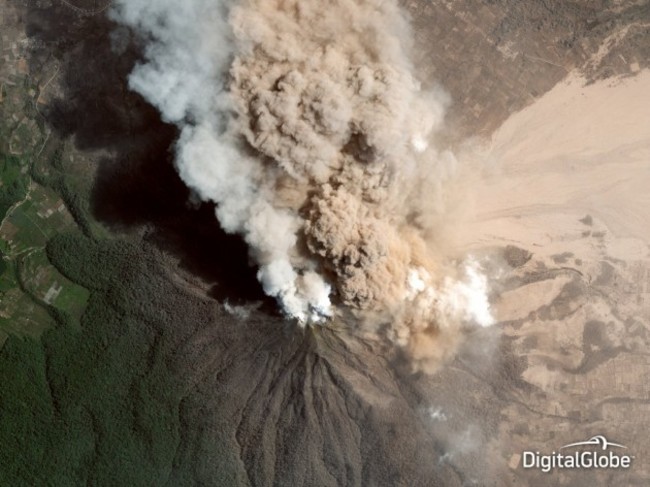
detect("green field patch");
top-left (0, 249), bottom-right (6, 277)
top-left (0, 247), bottom-right (88, 336)
top-left (0, 180), bottom-right (87, 336)
top-left (0, 256), bottom-right (55, 338)
top-left (53, 284), bottom-right (90, 325)
top-left (0, 257), bottom-right (18, 293)
top-left (30, 139), bottom-right (103, 239)
top-left (20, 248), bottom-right (89, 325)
top-left (3, 205), bottom-right (48, 252)
top-left (0, 153), bottom-right (28, 221)
top-left (1, 182), bottom-right (74, 257)
top-left (0, 292), bottom-right (54, 338)
top-left (9, 119), bottom-right (40, 155)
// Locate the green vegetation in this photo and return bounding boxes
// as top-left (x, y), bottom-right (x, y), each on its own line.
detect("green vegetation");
top-left (0, 235), bottom-right (186, 486)
top-left (30, 140), bottom-right (97, 238)
top-left (0, 173), bottom-right (89, 335)
top-left (0, 248), bottom-right (7, 276)
top-left (0, 67), bottom-right (91, 338)
top-left (0, 153), bottom-right (28, 220)
top-left (20, 248), bottom-right (89, 325)
top-left (0, 41), bottom-right (206, 487)
top-left (0, 102), bottom-right (188, 482)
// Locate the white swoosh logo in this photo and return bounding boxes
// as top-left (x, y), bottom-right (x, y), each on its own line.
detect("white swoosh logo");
top-left (560, 435), bottom-right (627, 450)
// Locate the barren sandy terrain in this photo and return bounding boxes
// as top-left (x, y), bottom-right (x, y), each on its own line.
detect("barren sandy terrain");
top-left (468, 70), bottom-right (650, 254)
top-left (457, 70), bottom-right (650, 486)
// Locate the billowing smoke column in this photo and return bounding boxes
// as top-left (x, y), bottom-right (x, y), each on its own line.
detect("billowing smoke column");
top-left (112, 0), bottom-right (494, 371)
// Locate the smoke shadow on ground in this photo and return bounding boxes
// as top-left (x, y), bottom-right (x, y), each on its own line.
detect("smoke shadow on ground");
top-left (23, 3), bottom-right (272, 307)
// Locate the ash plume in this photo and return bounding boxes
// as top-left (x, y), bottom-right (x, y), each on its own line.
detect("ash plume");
top-left (112, 0), bottom-right (494, 371)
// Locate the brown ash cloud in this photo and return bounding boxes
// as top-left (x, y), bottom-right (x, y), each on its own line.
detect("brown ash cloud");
top-left (112, 0), bottom-right (493, 372)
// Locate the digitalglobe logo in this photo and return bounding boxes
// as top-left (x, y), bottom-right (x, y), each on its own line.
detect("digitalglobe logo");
top-left (521, 435), bottom-right (634, 473)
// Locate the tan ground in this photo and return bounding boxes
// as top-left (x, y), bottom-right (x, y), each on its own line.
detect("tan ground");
top-left (458, 69), bottom-right (650, 486)
top-left (465, 70), bottom-right (650, 257)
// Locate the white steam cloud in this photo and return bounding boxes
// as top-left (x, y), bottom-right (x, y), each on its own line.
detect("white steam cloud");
top-left (112, 0), bottom-right (494, 371)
